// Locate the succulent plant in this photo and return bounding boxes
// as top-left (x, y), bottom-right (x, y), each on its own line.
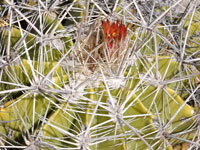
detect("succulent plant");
top-left (0, 0), bottom-right (200, 150)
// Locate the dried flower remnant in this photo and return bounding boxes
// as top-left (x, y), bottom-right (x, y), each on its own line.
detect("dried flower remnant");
top-left (0, 18), bottom-right (9, 27)
top-left (102, 19), bottom-right (127, 54)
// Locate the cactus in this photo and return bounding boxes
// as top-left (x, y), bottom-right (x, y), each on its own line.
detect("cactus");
top-left (0, 0), bottom-right (200, 150)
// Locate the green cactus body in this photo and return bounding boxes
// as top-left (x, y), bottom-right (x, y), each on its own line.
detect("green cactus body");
top-left (0, 1), bottom-right (199, 150)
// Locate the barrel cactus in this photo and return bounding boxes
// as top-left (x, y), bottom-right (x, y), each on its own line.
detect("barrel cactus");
top-left (0, 0), bottom-right (199, 150)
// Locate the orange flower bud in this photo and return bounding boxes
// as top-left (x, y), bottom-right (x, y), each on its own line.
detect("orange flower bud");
top-left (102, 19), bottom-right (127, 53)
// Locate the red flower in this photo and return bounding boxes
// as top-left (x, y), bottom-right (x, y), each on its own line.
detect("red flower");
top-left (102, 20), bottom-right (127, 53)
